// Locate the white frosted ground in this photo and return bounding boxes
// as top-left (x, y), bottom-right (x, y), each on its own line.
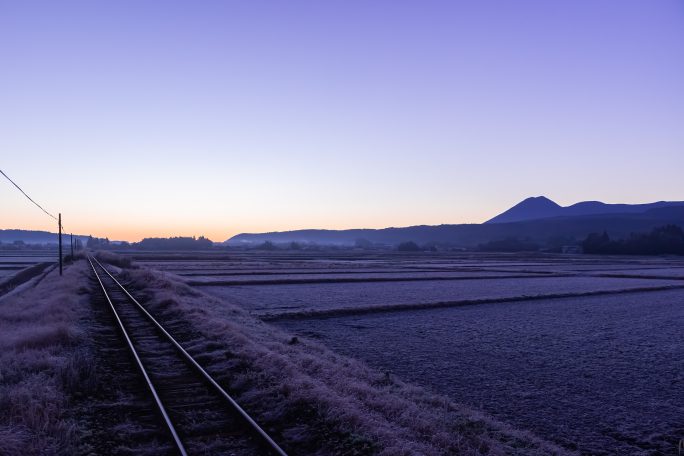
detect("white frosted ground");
top-left (201, 275), bottom-right (681, 317)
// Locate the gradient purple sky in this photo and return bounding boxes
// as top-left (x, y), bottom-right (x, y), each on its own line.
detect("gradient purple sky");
top-left (2, 1), bottom-right (683, 242)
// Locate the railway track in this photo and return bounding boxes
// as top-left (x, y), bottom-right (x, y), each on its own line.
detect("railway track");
top-left (88, 256), bottom-right (288, 456)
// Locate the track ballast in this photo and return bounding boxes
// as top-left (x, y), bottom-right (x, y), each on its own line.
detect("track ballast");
top-left (88, 256), bottom-right (287, 456)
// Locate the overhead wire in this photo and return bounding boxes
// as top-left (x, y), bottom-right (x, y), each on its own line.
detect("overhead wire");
top-left (0, 168), bottom-right (59, 222)
top-left (1, 167), bottom-right (78, 277)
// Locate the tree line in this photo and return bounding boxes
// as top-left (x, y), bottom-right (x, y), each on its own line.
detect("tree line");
top-left (582, 224), bottom-right (684, 255)
top-left (86, 235), bottom-right (213, 250)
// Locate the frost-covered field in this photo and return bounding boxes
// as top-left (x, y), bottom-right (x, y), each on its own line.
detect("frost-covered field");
top-left (199, 276), bottom-right (682, 318)
top-left (184, 270), bottom-right (547, 284)
top-left (0, 251), bottom-right (60, 264)
top-left (133, 251), bottom-right (684, 455)
top-left (0, 251), bottom-right (58, 297)
top-left (278, 290), bottom-right (684, 455)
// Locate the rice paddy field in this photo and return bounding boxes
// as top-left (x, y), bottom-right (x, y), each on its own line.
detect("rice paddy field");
top-left (3, 250), bottom-right (681, 454)
top-left (127, 252), bottom-right (684, 455)
top-left (0, 251), bottom-right (56, 277)
top-left (0, 250), bottom-right (59, 297)
top-left (125, 251), bottom-right (684, 455)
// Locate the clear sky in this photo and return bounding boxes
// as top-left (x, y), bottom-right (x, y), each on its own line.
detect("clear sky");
top-left (1, 1), bottom-right (683, 242)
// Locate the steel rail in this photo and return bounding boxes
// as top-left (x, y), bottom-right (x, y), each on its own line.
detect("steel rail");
top-left (87, 257), bottom-right (188, 456)
top-left (90, 256), bottom-right (288, 456)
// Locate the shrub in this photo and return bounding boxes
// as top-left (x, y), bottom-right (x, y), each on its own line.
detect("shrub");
top-left (94, 250), bottom-right (132, 268)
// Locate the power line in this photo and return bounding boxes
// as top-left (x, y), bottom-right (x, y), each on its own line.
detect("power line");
top-left (0, 168), bottom-right (58, 221)
top-left (1, 167), bottom-right (71, 276)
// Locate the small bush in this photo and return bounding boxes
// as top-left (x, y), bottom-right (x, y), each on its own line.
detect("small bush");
top-left (94, 250), bottom-right (132, 268)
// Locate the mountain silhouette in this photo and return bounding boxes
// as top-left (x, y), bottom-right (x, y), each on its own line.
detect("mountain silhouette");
top-left (227, 197), bottom-right (684, 248)
top-left (486, 196), bottom-right (684, 224)
top-left (485, 196), bottom-right (562, 224)
top-left (0, 229), bottom-right (89, 245)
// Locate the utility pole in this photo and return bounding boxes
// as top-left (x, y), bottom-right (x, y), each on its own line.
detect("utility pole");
top-left (70, 233), bottom-right (74, 258)
top-left (58, 213), bottom-right (63, 276)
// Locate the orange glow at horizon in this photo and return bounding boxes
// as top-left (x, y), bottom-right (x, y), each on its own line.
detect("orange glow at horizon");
top-left (2, 209), bottom-right (491, 243)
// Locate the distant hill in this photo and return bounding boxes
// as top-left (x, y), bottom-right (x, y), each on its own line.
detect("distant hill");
top-left (486, 196), bottom-right (684, 224)
top-left (485, 196), bottom-right (563, 224)
top-left (0, 229), bottom-right (90, 245)
top-left (226, 204), bottom-right (684, 249)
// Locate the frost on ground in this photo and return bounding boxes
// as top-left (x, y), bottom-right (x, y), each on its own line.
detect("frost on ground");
top-left (0, 255), bottom-right (570, 455)
top-left (278, 290), bottom-right (684, 455)
top-left (142, 251), bottom-right (684, 455)
top-left (183, 270), bottom-right (536, 284)
top-left (119, 263), bottom-right (571, 456)
top-left (0, 260), bottom-right (92, 455)
top-left (199, 275), bottom-right (682, 318)
top-left (6, 250), bottom-right (679, 455)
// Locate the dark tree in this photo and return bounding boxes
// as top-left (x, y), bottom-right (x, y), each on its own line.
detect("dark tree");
top-left (256, 241), bottom-right (276, 251)
top-left (397, 241), bottom-right (420, 252)
top-left (582, 231), bottom-right (611, 253)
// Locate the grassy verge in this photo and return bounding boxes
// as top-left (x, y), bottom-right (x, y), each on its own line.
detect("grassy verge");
top-left (0, 261), bottom-right (92, 455)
